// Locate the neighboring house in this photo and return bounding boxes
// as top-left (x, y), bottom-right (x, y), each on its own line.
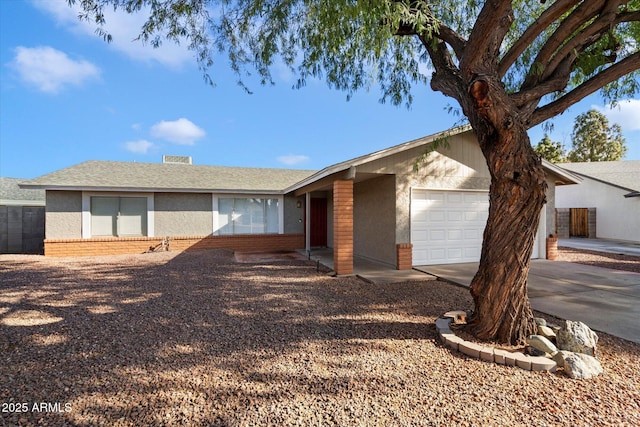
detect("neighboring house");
top-left (556, 160), bottom-right (640, 243)
top-left (0, 177), bottom-right (46, 254)
top-left (22, 127), bottom-right (579, 273)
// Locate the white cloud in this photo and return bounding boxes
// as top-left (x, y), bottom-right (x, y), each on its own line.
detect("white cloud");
top-left (125, 139), bottom-right (155, 154)
top-left (594, 99), bottom-right (640, 131)
top-left (277, 154), bottom-right (310, 165)
top-left (10, 46), bottom-right (100, 93)
top-left (31, 0), bottom-right (193, 69)
top-left (150, 118), bottom-right (206, 145)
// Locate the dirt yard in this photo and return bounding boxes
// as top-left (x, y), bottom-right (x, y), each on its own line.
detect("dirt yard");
top-left (1, 249), bottom-right (639, 426)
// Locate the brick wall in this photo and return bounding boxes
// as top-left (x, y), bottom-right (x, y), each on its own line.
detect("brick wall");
top-left (333, 180), bottom-right (353, 275)
top-left (44, 234), bottom-right (305, 257)
top-left (396, 243), bottom-right (413, 270)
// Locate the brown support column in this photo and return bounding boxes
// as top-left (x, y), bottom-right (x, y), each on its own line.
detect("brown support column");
top-left (333, 179), bottom-right (353, 275)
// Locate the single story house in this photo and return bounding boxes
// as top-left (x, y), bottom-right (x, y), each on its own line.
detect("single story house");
top-left (22, 127), bottom-right (579, 274)
top-left (0, 177), bottom-right (46, 254)
top-left (555, 160), bottom-right (640, 243)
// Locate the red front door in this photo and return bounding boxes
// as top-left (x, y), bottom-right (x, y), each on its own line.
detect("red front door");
top-left (310, 198), bottom-right (328, 247)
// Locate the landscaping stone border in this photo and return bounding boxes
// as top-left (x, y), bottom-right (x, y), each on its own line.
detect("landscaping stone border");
top-left (435, 316), bottom-right (558, 373)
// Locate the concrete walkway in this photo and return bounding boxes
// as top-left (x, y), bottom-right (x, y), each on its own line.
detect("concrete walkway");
top-left (559, 237), bottom-right (640, 256)
top-left (308, 248), bottom-right (640, 343)
top-left (417, 260), bottom-right (640, 344)
top-left (307, 249), bottom-right (436, 284)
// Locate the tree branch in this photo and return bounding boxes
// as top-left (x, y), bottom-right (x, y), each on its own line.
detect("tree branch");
top-left (421, 35), bottom-right (464, 103)
top-left (459, 0), bottom-right (513, 75)
top-left (540, 1), bottom-right (628, 82)
top-left (395, 20), bottom-right (466, 58)
top-left (498, 0), bottom-right (581, 78)
top-left (521, 0), bottom-right (608, 90)
top-left (527, 52), bottom-right (640, 128)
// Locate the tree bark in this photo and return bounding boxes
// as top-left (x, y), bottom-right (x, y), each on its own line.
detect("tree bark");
top-left (465, 78), bottom-right (547, 345)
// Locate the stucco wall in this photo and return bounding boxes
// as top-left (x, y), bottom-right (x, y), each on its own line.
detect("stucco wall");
top-left (353, 175), bottom-right (396, 265)
top-left (46, 191), bottom-right (82, 239)
top-left (358, 131), bottom-right (491, 244)
top-left (556, 178), bottom-right (639, 242)
top-left (154, 193), bottom-right (213, 236)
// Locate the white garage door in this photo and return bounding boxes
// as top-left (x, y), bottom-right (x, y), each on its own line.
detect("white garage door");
top-left (411, 189), bottom-right (489, 265)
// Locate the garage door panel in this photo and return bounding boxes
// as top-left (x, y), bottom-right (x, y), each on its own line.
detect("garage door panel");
top-left (430, 229), bottom-right (446, 241)
top-left (411, 189), bottom-right (489, 265)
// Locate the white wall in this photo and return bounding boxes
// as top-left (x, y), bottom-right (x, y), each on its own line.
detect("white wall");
top-left (556, 177), bottom-right (640, 242)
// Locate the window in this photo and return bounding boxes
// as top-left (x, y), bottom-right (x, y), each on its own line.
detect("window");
top-left (90, 196), bottom-right (148, 237)
top-left (217, 198), bottom-right (279, 235)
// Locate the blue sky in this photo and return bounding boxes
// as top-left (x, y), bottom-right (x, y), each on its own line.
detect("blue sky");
top-left (1, 0), bottom-right (639, 179)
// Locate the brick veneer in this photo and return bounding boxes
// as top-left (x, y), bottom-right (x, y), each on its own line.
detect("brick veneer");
top-left (396, 243), bottom-right (413, 270)
top-left (333, 180), bottom-right (354, 275)
top-left (44, 234), bottom-right (305, 257)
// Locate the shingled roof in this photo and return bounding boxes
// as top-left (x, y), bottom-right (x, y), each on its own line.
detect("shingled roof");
top-left (560, 160), bottom-right (640, 195)
top-left (21, 161), bottom-right (317, 194)
top-left (0, 177), bottom-right (46, 206)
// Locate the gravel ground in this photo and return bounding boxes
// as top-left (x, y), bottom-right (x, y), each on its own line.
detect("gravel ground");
top-left (557, 246), bottom-right (640, 273)
top-left (1, 249), bottom-right (639, 426)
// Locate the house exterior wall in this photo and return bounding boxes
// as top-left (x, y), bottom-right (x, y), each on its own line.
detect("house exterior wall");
top-left (556, 177), bottom-right (640, 242)
top-left (357, 132), bottom-right (491, 246)
top-left (353, 175), bottom-right (396, 265)
top-left (154, 193), bottom-right (213, 236)
top-left (43, 190), bottom-right (306, 256)
top-left (46, 191), bottom-right (82, 239)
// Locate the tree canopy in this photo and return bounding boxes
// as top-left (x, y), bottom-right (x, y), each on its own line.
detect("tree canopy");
top-left (72, 0), bottom-right (640, 120)
top-left (567, 109), bottom-right (628, 161)
top-left (534, 134), bottom-right (566, 163)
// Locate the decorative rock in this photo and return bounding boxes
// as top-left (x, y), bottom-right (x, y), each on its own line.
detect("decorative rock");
top-left (443, 310), bottom-right (468, 324)
top-left (527, 335), bottom-right (558, 355)
top-left (552, 350), bottom-right (572, 369)
top-left (526, 346), bottom-right (547, 357)
top-left (534, 317), bottom-right (547, 327)
top-left (537, 325), bottom-right (556, 340)
top-left (557, 320), bottom-right (598, 357)
top-left (563, 352), bottom-right (603, 379)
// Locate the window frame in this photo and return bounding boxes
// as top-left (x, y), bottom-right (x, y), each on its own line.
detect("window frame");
top-left (82, 192), bottom-right (154, 238)
top-left (212, 194), bottom-right (284, 235)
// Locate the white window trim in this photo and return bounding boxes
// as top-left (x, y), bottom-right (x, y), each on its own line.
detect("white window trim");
top-left (82, 192), bottom-right (154, 238)
top-left (212, 194), bottom-right (284, 235)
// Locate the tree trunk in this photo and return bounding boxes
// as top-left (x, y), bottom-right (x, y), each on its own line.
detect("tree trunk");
top-left (466, 79), bottom-right (548, 345)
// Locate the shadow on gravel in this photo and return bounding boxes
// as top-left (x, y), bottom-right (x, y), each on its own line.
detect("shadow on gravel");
top-left (0, 249), bottom-right (470, 425)
top-left (2, 249), bottom-right (639, 426)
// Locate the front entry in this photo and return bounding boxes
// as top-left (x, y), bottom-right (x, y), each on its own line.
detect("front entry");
top-left (310, 198), bottom-right (328, 247)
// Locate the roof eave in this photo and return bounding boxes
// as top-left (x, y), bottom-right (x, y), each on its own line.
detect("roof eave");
top-left (542, 160), bottom-right (582, 185)
top-left (285, 125), bottom-right (473, 193)
top-left (19, 184), bottom-right (288, 195)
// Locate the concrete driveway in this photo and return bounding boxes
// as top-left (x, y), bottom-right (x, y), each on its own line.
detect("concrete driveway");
top-left (416, 260), bottom-right (640, 344)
